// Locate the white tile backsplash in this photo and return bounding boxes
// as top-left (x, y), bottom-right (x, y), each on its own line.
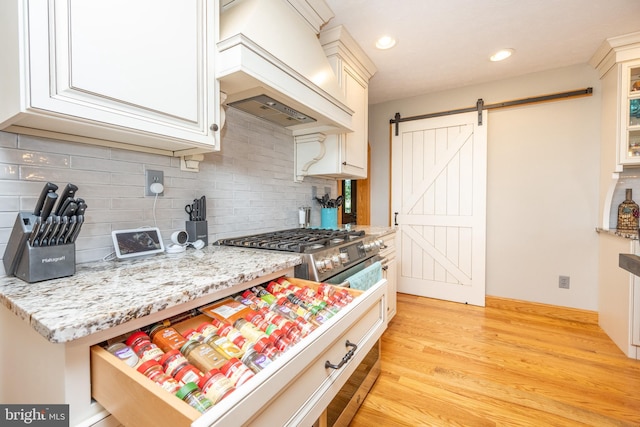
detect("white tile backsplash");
top-left (0, 108), bottom-right (337, 275)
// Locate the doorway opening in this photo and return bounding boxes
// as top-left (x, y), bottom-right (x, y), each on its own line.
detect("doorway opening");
top-left (342, 180), bottom-right (357, 225)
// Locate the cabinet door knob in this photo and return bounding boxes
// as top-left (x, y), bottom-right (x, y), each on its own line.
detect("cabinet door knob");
top-left (210, 124), bottom-right (219, 132)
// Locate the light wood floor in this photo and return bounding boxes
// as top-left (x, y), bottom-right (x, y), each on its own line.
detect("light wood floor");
top-left (349, 293), bottom-right (640, 427)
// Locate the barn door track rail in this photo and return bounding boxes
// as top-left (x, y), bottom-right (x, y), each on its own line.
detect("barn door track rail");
top-left (391, 87), bottom-right (593, 136)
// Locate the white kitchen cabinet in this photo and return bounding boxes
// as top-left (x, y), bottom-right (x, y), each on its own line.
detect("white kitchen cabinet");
top-left (379, 231), bottom-right (397, 321)
top-left (295, 26), bottom-right (376, 180)
top-left (632, 275), bottom-right (640, 347)
top-left (0, 269), bottom-right (386, 426)
top-left (621, 61), bottom-right (640, 165)
top-left (0, 0), bottom-right (221, 156)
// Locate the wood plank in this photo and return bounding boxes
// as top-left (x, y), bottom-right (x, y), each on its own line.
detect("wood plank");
top-left (349, 293), bottom-right (640, 426)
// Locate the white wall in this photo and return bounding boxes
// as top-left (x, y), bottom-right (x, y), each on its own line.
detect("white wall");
top-left (0, 108), bottom-right (337, 275)
top-left (369, 64), bottom-right (601, 310)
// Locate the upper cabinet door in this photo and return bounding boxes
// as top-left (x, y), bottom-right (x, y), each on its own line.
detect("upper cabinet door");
top-left (1, 0), bottom-right (220, 155)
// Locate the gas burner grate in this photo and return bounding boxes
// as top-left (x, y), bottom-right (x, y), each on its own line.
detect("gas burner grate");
top-left (217, 228), bottom-right (365, 253)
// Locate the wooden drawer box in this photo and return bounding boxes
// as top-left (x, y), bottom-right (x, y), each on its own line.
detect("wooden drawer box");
top-left (91, 277), bottom-right (387, 426)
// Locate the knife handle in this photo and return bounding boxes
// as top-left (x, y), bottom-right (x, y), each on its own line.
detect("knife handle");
top-left (28, 217), bottom-right (42, 246)
top-left (55, 183), bottom-right (78, 216)
top-left (69, 215), bottom-right (84, 243)
top-left (33, 182), bottom-right (58, 216)
top-left (40, 193), bottom-right (58, 221)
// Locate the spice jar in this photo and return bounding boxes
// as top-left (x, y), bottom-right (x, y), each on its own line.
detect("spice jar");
top-left (196, 322), bottom-right (219, 339)
top-left (204, 334), bottom-right (244, 360)
top-left (220, 358), bottom-right (255, 387)
top-left (180, 340), bottom-right (227, 372)
top-left (137, 360), bottom-right (181, 394)
top-left (175, 382), bottom-right (213, 413)
top-left (182, 328), bottom-right (205, 343)
top-left (106, 342), bottom-right (139, 367)
top-left (173, 363), bottom-right (203, 385)
top-left (198, 369), bottom-right (235, 404)
top-left (126, 331), bottom-right (164, 362)
top-left (233, 318), bottom-right (268, 344)
top-left (159, 349), bottom-right (189, 377)
top-left (150, 325), bottom-right (188, 352)
top-left (241, 349), bottom-right (272, 373)
top-left (253, 337), bottom-right (280, 360)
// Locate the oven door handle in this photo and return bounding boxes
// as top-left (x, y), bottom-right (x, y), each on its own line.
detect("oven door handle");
top-left (325, 340), bottom-right (358, 370)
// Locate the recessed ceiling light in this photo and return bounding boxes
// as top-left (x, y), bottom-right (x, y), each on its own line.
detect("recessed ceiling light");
top-left (376, 35), bottom-right (397, 50)
top-left (490, 48), bottom-right (514, 62)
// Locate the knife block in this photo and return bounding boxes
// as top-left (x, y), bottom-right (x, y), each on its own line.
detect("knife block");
top-left (186, 220), bottom-right (208, 246)
top-left (3, 212), bottom-right (37, 276)
top-left (3, 212), bottom-right (76, 283)
top-left (14, 242), bottom-right (76, 283)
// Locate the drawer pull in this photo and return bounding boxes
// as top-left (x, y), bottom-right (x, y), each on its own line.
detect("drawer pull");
top-left (325, 340), bottom-right (358, 370)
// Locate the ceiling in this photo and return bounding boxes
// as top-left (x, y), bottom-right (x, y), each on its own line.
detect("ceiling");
top-left (324, 0), bottom-right (640, 105)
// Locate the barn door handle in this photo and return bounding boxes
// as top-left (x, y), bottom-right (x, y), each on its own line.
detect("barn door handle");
top-left (325, 340), bottom-right (357, 370)
top-left (394, 212), bottom-right (399, 226)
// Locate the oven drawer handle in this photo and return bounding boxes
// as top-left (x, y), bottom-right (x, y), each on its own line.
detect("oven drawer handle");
top-left (325, 340), bottom-right (358, 370)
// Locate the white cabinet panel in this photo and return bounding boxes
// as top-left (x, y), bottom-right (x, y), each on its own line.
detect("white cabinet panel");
top-left (0, 0), bottom-right (221, 156)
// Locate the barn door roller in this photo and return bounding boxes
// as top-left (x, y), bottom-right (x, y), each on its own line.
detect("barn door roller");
top-left (391, 87), bottom-right (593, 136)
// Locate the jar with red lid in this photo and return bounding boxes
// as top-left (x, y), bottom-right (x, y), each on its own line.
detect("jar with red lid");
top-left (240, 291), bottom-right (270, 310)
top-left (233, 318), bottom-right (268, 344)
top-left (175, 382), bottom-right (213, 413)
top-left (198, 369), bottom-right (235, 404)
top-left (293, 317), bottom-right (316, 337)
top-left (137, 360), bottom-right (181, 394)
top-left (180, 340), bottom-right (227, 372)
top-left (173, 363), bottom-right (203, 385)
top-left (126, 331), bottom-right (164, 362)
top-left (253, 337), bottom-right (280, 359)
top-left (159, 349), bottom-right (189, 377)
top-left (196, 322), bottom-right (219, 339)
top-left (220, 358), bottom-right (255, 387)
top-left (182, 328), bottom-right (205, 343)
top-left (150, 325), bottom-right (188, 353)
top-left (267, 329), bottom-right (291, 352)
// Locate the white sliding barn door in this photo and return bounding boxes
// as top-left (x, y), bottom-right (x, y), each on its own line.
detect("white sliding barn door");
top-left (391, 111), bottom-right (487, 306)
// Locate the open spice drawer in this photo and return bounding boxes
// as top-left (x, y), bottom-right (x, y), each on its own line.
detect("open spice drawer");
top-left (90, 276), bottom-right (387, 427)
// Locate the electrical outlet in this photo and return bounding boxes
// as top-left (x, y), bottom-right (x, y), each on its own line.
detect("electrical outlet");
top-left (559, 275), bottom-right (570, 289)
top-left (145, 170), bottom-right (164, 196)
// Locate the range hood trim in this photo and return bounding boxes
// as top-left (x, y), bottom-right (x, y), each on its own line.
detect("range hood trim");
top-left (217, 0), bottom-right (354, 135)
top-left (217, 33), bottom-right (354, 134)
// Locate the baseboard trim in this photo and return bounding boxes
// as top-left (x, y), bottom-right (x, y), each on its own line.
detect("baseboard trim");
top-left (486, 296), bottom-right (599, 325)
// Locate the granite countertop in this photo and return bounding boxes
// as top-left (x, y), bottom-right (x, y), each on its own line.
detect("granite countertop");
top-left (0, 246), bottom-right (302, 343)
top-left (619, 253), bottom-right (640, 276)
top-left (352, 225), bottom-right (397, 237)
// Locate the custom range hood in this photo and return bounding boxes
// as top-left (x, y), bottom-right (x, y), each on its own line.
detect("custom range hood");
top-left (217, 0), bottom-right (353, 135)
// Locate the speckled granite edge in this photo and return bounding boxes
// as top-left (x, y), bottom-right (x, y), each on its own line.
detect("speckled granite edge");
top-left (0, 246), bottom-right (302, 343)
top-left (620, 253), bottom-right (640, 276)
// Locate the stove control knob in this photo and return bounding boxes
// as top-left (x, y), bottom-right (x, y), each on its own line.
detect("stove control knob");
top-left (323, 258), bottom-right (334, 270)
top-left (331, 254), bottom-right (341, 265)
top-left (364, 243), bottom-right (373, 252)
top-left (315, 260), bottom-right (326, 272)
top-left (339, 252), bottom-right (349, 264)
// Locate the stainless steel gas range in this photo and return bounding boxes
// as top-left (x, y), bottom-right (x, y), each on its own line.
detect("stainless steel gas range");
top-left (217, 228), bottom-right (384, 284)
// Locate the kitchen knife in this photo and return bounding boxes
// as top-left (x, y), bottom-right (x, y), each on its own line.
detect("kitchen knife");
top-left (42, 215), bottom-right (61, 246)
top-left (68, 215), bottom-right (84, 243)
top-left (55, 202), bottom-right (78, 244)
top-left (200, 196), bottom-right (206, 220)
top-left (32, 192), bottom-right (58, 246)
top-left (63, 215), bottom-right (78, 244)
top-left (75, 198), bottom-right (87, 215)
top-left (52, 216), bottom-right (69, 245)
top-left (33, 182), bottom-right (58, 216)
top-left (54, 183), bottom-right (78, 216)
top-left (34, 216), bottom-right (54, 247)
